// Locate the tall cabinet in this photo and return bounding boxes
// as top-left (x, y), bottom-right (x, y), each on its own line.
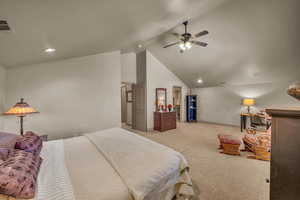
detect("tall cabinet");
top-left (266, 107), bottom-right (300, 200)
top-left (186, 95), bottom-right (197, 122)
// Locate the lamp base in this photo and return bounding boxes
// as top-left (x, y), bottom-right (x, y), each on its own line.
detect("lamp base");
top-left (19, 115), bottom-right (24, 136)
top-left (247, 106), bottom-right (251, 113)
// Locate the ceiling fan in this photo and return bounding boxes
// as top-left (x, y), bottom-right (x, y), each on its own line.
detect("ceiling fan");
top-left (163, 21), bottom-right (209, 53)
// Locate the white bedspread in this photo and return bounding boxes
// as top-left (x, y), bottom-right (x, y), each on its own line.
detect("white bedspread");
top-left (86, 128), bottom-right (194, 200)
top-left (26, 127), bottom-right (194, 200)
top-left (36, 140), bottom-right (75, 200)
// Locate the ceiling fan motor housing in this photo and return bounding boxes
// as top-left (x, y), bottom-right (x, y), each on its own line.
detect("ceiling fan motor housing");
top-left (182, 33), bottom-right (192, 42)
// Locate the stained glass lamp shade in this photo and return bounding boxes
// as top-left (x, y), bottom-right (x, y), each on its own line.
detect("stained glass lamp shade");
top-left (3, 98), bottom-right (39, 135)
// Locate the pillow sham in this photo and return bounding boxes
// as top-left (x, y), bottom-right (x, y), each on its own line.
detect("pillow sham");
top-left (15, 132), bottom-right (43, 156)
top-left (0, 149), bottom-right (42, 199)
top-left (0, 132), bottom-right (19, 150)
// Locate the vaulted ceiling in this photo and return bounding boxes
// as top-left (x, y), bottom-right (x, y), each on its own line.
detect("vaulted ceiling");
top-left (0, 0), bottom-right (229, 67)
top-left (0, 0), bottom-right (299, 88)
top-left (147, 0), bottom-right (300, 87)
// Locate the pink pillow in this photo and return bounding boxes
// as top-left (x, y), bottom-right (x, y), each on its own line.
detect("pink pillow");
top-left (0, 150), bottom-right (42, 199)
top-left (15, 132), bottom-right (43, 156)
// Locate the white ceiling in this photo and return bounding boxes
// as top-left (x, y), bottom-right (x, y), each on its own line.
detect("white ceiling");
top-left (147, 0), bottom-right (300, 87)
top-left (0, 0), bottom-right (229, 67)
top-left (1, 0), bottom-right (299, 88)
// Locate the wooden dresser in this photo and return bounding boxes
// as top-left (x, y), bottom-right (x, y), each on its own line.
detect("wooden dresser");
top-left (154, 111), bottom-right (176, 132)
top-left (266, 107), bottom-right (300, 200)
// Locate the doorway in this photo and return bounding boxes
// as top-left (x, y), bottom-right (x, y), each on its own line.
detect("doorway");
top-left (121, 83), bottom-right (133, 128)
top-left (172, 86), bottom-right (182, 121)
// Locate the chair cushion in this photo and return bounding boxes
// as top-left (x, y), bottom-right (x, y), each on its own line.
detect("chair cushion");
top-left (0, 149), bottom-right (42, 199)
top-left (218, 134), bottom-right (241, 145)
top-left (243, 134), bottom-right (258, 145)
top-left (15, 132), bottom-right (43, 156)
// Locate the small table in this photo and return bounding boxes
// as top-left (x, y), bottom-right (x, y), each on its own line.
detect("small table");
top-left (40, 134), bottom-right (48, 141)
top-left (240, 113), bottom-right (251, 132)
top-left (240, 113), bottom-right (271, 132)
top-left (240, 113), bottom-right (270, 132)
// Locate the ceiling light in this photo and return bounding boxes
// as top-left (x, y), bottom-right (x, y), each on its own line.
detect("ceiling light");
top-left (179, 42), bottom-right (185, 50)
top-left (138, 44), bottom-right (143, 48)
top-left (45, 48), bottom-right (56, 53)
top-left (185, 41), bottom-right (192, 49)
top-left (197, 79), bottom-right (203, 83)
top-left (179, 42), bottom-right (192, 51)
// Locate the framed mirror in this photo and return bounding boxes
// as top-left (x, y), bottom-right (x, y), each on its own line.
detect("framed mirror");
top-left (156, 88), bottom-right (167, 111)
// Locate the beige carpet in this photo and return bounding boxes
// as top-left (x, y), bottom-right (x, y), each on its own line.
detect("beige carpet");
top-left (123, 122), bottom-right (270, 200)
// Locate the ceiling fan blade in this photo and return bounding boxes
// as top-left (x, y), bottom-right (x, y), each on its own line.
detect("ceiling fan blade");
top-left (192, 41), bottom-right (208, 47)
top-left (194, 30), bottom-right (209, 38)
top-left (170, 33), bottom-right (181, 38)
top-left (163, 41), bottom-right (180, 48)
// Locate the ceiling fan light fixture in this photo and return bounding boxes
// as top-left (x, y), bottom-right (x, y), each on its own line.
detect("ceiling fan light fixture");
top-left (179, 42), bottom-right (186, 51)
top-left (164, 21), bottom-right (208, 51)
top-left (179, 41), bottom-right (192, 51)
top-left (185, 41), bottom-right (192, 49)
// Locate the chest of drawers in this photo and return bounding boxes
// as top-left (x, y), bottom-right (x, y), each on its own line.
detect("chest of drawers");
top-left (154, 111), bottom-right (176, 132)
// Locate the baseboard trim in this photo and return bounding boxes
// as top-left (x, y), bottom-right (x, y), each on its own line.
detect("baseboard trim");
top-left (195, 120), bottom-right (239, 128)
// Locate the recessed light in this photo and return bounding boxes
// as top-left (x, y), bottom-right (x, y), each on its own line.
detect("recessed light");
top-left (138, 44), bottom-right (143, 48)
top-left (197, 79), bottom-right (203, 83)
top-left (45, 48), bottom-right (56, 53)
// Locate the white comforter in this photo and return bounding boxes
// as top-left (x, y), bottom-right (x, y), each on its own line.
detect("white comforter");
top-left (86, 128), bottom-right (194, 200)
top-left (36, 128), bottom-right (194, 200)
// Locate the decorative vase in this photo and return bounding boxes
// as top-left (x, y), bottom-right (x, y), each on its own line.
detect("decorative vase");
top-left (287, 82), bottom-right (300, 101)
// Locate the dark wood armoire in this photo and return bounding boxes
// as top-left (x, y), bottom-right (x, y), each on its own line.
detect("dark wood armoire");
top-left (266, 107), bottom-right (300, 200)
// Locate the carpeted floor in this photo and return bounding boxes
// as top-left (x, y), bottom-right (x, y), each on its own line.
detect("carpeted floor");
top-left (123, 122), bottom-right (270, 200)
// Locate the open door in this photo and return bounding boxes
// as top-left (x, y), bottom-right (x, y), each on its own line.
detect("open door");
top-left (173, 86), bottom-right (182, 121)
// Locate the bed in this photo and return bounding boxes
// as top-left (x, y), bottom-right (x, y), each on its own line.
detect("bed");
top-left (1, 128), bottom-right (194, 200)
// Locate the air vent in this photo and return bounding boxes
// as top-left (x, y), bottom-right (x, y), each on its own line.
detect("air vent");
top-left (0, 20), bottom-right (10, 31)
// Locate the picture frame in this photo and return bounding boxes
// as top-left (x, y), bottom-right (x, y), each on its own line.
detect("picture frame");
top-left (156, 88), bottom-right (167, 111)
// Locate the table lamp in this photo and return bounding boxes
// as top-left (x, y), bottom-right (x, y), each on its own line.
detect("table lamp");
top-left (3, 98), bottom-right (39, 136)
top-left (287, 81), bottom-right (300, 101)
top-left (243, 98), bottom-right (255, 113)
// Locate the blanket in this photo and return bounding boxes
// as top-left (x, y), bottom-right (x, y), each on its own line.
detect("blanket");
top-left (86, 128), bottom-right (194, 200)
top-left (36, 140), bottom-right (75, 200)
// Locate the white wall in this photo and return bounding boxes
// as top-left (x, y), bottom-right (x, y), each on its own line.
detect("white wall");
top-left (121, 53), bottom-right (136, 83)
top-left (146, 51), bottom-right (189, 130)
top-left (0, 65), bottom-right (6, 130)
top-left (4, 51), bottom-right (121, 139)
top-left (192, 82), bottom-right (300, 126)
